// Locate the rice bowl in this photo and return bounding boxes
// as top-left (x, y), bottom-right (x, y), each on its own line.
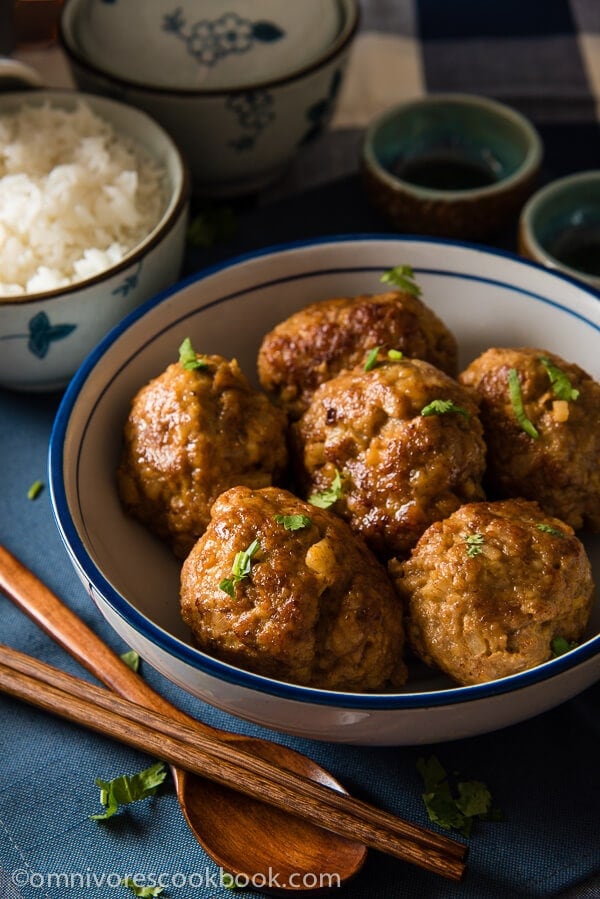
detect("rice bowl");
top-left (0, 90), bottom-right (189, 392)
top-left (0, 100), bottom-right (168, 296)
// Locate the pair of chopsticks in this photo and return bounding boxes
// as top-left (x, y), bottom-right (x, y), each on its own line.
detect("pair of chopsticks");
top-left (0, 642), bottom-right (467, 881)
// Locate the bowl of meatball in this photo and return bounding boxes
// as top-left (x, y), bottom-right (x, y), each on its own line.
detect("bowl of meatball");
top-left (48, 235), bottom-right (600, 745)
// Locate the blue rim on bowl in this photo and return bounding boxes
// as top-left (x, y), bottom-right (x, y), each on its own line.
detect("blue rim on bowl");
top-left (48, 234), bottom-right (600, 716)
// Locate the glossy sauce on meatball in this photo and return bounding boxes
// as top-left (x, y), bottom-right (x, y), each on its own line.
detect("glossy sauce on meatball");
top-left (292, 355), bottom-right (486, 558)
top-left (460, 347), bottom-right (600, 530)
top-left (258, 289), bottom-right (458, 419)
top-left (390, 498), bottom-right (595, 685)
top-left (180, 486), bottom-right (407, 691)
top-left (117, 354), bottom-right (288, 558)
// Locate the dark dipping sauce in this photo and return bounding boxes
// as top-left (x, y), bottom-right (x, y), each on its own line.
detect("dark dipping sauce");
top-left (547, 225), bottom-right (600, 277)
top-left (392, 152), bottom-right (498, 191)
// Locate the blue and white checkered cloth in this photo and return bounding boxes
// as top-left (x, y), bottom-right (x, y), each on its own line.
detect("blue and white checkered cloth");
top-left (264, 0), bottom-right (600, 202)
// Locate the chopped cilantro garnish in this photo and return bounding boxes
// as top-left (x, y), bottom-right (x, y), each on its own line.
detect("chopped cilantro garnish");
top-left (121, 878), bottom-right (164, 897)
top-left (90, 762), bottom-right (167, 821)
top-left (364, 347), bottom-right (404, 371)
top-left (421, 399), bottom-right (471, 418)
top-left (120, 649), bottom-right (140, 672)
top-left (364, 346), bottom-right (382, 371)
top-left (536, 523), bottom-right (565, 537)
top-left (380, 264), bottom-right (422, 297)
top-left (273, 514), bottom-right (312, 531)
top-left (539, 356), bottom-right (579, 402)
top-left (551, 636), bottom-right (578, 657)
top-left (27, 479), bottom-right (43, 500)
top-left (463, 532), bottom-right (485, 557)
top-left (219, 538), bottom-right (261, 597)
top-left (187, 202), bottom-right (237, 248)
top-left (507, 368), bottom-right (540, 439)
top-left (417, 755), bottom-right (498, 837)
top-left (308, 469), bottom-right (345, 509)
top-left (178, 337), bottom-right (208, 371)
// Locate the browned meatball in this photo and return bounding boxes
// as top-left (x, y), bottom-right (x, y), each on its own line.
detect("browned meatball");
top-left (257, 289), bottom-right (458, 419)
top-left (460, 347), bottom-right (600, 530)
top-left (291, 355), bottom-right (486, 558)
top-left (180, 486), bottom-right (407, 691)
top-left (117, 354), bottom-right (288, 558)
top-left (390, 498), bottom-right (595, 686)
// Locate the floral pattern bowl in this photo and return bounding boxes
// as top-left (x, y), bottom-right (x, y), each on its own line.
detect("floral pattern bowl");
top-left (59, 0), bottom-right (359, 196)
top-left (0, 90), bottom-right (189, 392)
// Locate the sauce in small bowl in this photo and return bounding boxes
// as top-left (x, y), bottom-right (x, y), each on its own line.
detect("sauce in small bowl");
top-left (519, 171), bottom-right (600, 291)
top-left (361, 93), bottom-right (543, 241)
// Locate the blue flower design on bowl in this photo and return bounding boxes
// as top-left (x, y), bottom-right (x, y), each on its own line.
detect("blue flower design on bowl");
top-left (300, 68), bottom-right (343, 144)
top-left (163, 8), bottom-right (285, 67)
top-left (112, 261), bottom-right (142, 298)
top-left (0, 311), bottom-right (76, 359)
top-left (226, 90), bottom-right (275, 150)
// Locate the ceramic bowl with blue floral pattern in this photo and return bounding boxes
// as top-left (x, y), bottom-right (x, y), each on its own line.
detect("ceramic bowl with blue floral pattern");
top-left (59, 0), bottom-right (359, 196)
top-left (0, 90), bottom-right (189, 392)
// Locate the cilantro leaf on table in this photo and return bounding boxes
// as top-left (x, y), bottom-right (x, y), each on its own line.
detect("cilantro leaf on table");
top-left (90, 762), bottom-right (167, 821)
top-left (187, 203), bottom-right (237, 248)
top-left (417, 755), bottom-right (498, 837)
top-left (121, 878), bottom-right (164, 897)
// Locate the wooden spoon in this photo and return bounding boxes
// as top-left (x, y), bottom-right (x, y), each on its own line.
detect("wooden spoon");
top-left (0, 544), bottom-right (367, 893)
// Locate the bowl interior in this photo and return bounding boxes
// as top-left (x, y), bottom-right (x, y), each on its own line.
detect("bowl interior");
top-left (370, 97), bottom-right (539, 193)
top-left (0, 90), bottom-right (188, 303)
top-left (51, 237), bottom-right (600, 705)
top-left (526, 174), bottom-right (600, 277)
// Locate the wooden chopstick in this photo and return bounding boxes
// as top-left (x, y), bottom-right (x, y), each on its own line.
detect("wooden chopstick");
top-left (0, 643), bottom-right (467, 881)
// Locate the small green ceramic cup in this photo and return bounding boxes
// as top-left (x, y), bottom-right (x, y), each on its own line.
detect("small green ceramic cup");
top-left (518, 170), bottom-right (600, 292)
top-left (361, 93), bottom-right (543, 241)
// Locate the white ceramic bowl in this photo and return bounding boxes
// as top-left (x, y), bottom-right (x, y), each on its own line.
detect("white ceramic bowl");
top-left (0, 90), bottom-right (190, 392)
top-left (59, 0), bottom-right (359, 196)
top-left (48, 236), bottom-right (600, 745)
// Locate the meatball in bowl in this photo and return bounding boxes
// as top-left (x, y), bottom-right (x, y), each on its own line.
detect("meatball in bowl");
top-left (117, 347), bottom-right (288, 558)
top-left (292, 355), bottom-right (486, 558)
top-left (258, 285), bottom-right (458, 419)
top-left (181, 486), bottom-right (406, 691)
top-left (460, 347), bottom-right (600, 531)
top-left (49, 235), bottom-right (600, 745)
top-left (390, 498), bottom-right (595, 686)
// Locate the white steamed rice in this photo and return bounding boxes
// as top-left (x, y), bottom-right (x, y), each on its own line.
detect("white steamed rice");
top-left (0, 100), bottom-right (167, 298)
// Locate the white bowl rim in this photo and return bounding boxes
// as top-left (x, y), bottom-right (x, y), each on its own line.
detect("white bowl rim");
top-left (361, 93), bottom-right (544, 201)
top-left (48, 233), bottom-right (600, 711)
top-left (0, 89), bottom-right (190, 307)
top-left (59, 0), bottom-right (360, 96)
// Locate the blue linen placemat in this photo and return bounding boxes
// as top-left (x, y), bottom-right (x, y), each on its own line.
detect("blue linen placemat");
top-left (0, 385), bottom-right (599, 897)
